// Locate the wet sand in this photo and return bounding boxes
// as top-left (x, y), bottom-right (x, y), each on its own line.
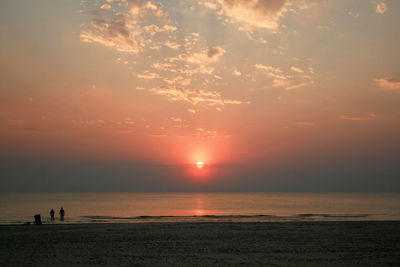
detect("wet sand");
top-left (1, 221), bottom-right (399, 266)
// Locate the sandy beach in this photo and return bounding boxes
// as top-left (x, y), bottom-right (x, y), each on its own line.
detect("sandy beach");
top-left (1, 221), bottom-right (399, 266)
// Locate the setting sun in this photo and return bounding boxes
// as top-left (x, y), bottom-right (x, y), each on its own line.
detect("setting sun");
top-left (196, 161), bottom-right (204, 169)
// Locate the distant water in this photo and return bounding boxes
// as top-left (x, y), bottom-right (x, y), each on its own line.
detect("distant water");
top-left (0, 193), bottom-right (399, 224)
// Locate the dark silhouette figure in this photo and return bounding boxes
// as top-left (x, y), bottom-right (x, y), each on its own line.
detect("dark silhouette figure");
top-left (34, 214), bottom-right (42, 225)
top-left (50, 209), bottom-right (55, 220)
top-left (59, 207), bottom-right (65, 221)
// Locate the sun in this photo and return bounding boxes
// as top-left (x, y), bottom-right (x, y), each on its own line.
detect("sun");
top-left (196, 161), bottom-right (204, 169)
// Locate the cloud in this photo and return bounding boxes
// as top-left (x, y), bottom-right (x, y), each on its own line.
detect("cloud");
top-left (152, 47), bottom-right (224, 77)
top-left (202, 1), bottom-right (219, 10)
top-left (339, 113), bottom-right (376, 121)
top-left (374, 78), bottom-right (400, 90)
top-left (346, 11), bottom-right (359, 18)
top-left (375, 2), bottom-right (387, 14)
top-left (193, 127), bottom-right (218, 138)
top-left (187, 46), bottom-right (226, 65)
top-left (290, 66), bottom-right (304, 73)
top-left (143, 24), bottom-right (177, 36)
top-left (164, 41), bottom-right (182, 50)
top-left (232, 69), bottom-right (241, 76)
top-left (100, 4), bottom-right (111, 10)
top-left (151, 62), bottom-right (173, 71)
top-left (150, 86), bottom-right (250, 109)
top-left (207, 46), bottom-right (224, 58)
top-left (255, 63), bottom-right (290, 87)
top-left (286, 82), bottom-right (307, 91)
top-left (163, 76), bottom-right (191, 86)
top-left (150, 86), bottom-right (191, 103)
top-left (171, 117), bottom-right (185, 122)
top-left (137, 71), bottom-right (161, 79)
top-left (273, 79), bottom-right (290, 87)
top-left (255, 64), bottom-right (281, 72)
top-left (202, 0), bottom-right (288, 30)
top-left (80, 2), bottom-right (255, 110)
top-left (81, 1), bottom-right (174, 54)
top-left (127, 1), bottom-right (170, 21)
top-left (255, 63), bottom-right (314, 90)
top-left (81, 17), bottom-right (140, 53)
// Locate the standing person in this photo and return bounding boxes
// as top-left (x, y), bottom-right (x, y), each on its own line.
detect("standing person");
top-left (59, 207), bottom-right (65, 221)
top-left (50, 209), bottom-right (55, 220)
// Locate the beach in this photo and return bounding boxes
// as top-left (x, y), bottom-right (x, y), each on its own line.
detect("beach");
top-left (1, 221), bottom-right (399, 266)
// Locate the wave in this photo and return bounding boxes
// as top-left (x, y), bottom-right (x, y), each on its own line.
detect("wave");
top-left (81, 215), bottom-right (273, 220)
top-left (296, 214), bottom-right (369, 218)
top-left (81, 214), bottom-right (370, 221)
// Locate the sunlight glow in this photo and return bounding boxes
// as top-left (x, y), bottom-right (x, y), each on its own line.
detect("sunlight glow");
top-left (196, 161), bottom-right (204, 169)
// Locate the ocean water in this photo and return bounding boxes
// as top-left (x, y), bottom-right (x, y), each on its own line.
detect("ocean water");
top-left (0, 193), bottom-right (399, 224)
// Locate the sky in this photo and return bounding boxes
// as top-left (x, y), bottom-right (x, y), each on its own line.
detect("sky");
top-left (0, 0), bottom-right (399, 192)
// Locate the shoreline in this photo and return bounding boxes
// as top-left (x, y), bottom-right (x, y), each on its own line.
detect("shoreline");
top-left (1, 221), bottom-right (399, 266)
top-left (1, 218), bottom-right (400, 227)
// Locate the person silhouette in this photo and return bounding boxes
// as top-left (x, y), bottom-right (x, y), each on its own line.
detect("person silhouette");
top-left (34, 214), bottom-right (42, 225)
top-left (59, 207), bottom-right (65, 221)
top-left (50, 209), bottom-right (55, 220)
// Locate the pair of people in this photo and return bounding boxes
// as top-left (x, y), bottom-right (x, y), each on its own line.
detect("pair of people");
top-left (50, 207), bottom-right (65, 221)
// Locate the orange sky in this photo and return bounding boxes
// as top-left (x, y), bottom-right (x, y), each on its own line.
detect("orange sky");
top-left (0, 0), bottom-right (399, 191)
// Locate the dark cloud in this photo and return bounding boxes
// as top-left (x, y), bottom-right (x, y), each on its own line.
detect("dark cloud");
top-left (206, 46), bottom-right (224, 58)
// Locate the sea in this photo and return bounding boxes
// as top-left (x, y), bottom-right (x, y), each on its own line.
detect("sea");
top-left (0, 193), bottom-right (399, 225)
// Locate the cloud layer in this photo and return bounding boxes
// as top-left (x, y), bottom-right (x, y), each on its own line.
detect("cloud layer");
top-left (81, 0), bottom-right (173, 54)
top-left (374, 78), bottom-right (400, 90)
top-left (202, 0), bottom-right (288, 30)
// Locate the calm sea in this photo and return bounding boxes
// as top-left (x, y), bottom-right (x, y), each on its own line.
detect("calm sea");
top-left (0, 193), bottom-right (399, 224)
